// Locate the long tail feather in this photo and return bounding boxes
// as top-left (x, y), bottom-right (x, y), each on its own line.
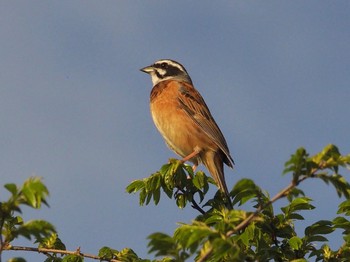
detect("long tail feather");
top-left (202, 151), bottom-right (232, 209)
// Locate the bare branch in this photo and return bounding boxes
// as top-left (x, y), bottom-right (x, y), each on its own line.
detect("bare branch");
top-left (6, 245), bottom-right (122, 262)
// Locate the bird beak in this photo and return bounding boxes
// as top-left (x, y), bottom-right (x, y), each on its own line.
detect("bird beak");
top-left (140, 65), bottom-right (154, 74)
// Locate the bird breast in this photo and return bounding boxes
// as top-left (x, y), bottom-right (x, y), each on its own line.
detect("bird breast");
top-left (150, 80), bottom-right (218, 162)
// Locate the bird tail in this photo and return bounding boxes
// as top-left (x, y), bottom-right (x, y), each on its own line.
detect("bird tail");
top-left (203, 152), bottom-right (232, 209)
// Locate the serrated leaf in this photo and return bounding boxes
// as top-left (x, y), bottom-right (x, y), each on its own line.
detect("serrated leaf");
top-left (98, 246), bottom-right (118, 260)
top-left (20, 177), bottom-right (49, 208)
top-left (38, 233), bottom-right (66, 250)
top-left (117, 248), bottom-right (139, 261)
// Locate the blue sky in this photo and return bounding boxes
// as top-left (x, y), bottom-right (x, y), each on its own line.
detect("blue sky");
top-left (1, 1), bottom-right (350, 261)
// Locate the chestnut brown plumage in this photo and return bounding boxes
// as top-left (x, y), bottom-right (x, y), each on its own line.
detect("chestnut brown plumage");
top-left (141, 59), bottom-right (234, 201)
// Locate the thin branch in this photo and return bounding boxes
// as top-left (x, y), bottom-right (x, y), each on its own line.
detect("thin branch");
top-left (6, 245), bottom-right (122, 262)
top-left (175, 187), bottom-right (206, 214)
top-left (226, 166), bottom-right (323, 237)
top-left (226, 179), bottom-right (298, 236)
top-left (197, 177), bottom-right (305, 261)
top-left (190, 198), bottom-right (206, 215)
top-left (197, 246), bottom-right (213, 262)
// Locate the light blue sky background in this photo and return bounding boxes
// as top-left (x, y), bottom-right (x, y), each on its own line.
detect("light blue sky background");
top-left (1, 1), bottom-right (350, 261)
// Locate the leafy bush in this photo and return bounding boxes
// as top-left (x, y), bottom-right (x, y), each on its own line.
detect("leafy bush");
top-left (1, 144), bottom-right (350, 261)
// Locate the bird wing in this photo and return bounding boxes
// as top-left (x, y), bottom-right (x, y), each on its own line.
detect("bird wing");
top-left (177, 82), bottom-right (234, 167)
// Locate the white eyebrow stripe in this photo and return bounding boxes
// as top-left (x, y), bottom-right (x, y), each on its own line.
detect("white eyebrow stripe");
top-left (155, 59), bottom-right (186, 72)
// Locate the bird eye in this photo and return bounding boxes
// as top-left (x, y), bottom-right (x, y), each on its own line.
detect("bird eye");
top-left (161, 63), bottom-right (167, 68)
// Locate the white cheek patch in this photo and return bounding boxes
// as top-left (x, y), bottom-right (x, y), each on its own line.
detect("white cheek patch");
top-left (151, 73), bottom-right (160, 86)
top-left (151, 68), bottom-right (169, 86)
top-left (157, 68), bottom-right (166, 76)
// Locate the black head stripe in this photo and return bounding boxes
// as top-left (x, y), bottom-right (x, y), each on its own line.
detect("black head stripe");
top-left (152, 59), bottom-right (192, 84)
top-left (155, 70), bottom-right (163, 79)
top-left (154, 61), bottom-right (185, 78)
top-left (165, 65), bottom-right (184, 77)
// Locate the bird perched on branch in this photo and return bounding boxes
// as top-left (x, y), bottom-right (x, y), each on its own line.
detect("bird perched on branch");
top-left (140, 59), bottom-right (234, 202)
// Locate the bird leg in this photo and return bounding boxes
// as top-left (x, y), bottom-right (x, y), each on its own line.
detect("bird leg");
top-left (180, 146), bottom-right (201, 163)
top-left (180, 146), bottom-right (201, 178)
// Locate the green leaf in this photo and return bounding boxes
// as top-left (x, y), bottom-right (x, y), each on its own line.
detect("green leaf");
top-left (139, 187), bottom-right (147, 206)
top-left (153, 186), bottom-right (161, 205)
top-left (332, 216), bottom-right (350, 234)
top-left (205, 214), bottom-right (223, 225)
top-left (338, 199), bottom-right (350, 215)
top-left (176, 193), bottom-right (186, 209)
top-left (148, 232), bottom-right (177, 257)
top-left (282, 197), bottom-right (315, 219)
top-left (311, 144), bottom-right (347, 173)
top-left (5, 183), bottom-right (18, 195)
top-left (193, 171), bottom-right (209, 193)
top-left (286, 188), bottom-right (305, 202)
top-left (15, 219), bottom-right (56, 242)
top-left (305, 220), bottom-right (334, 236)
top-left (209, 237), bottom-right (238, 261)
top-left (117, 248), bottom-right (140, 261)
top-left (316, 173), bottom-right (350, 198)
top-left (174, 222), bottom-right (215, 252)
top-left (289, 236), bottom-right (303, 250)
top-left (38, 233), bottom-right (66, 250)
top-left (283, 147), bottom-right (311, 181)
top-left (306, 235), bottom-right (329, 242)
top-left (288, 213), bottom-right (305, 220)
top-left (231, 179), bottom-right (262, 206)
top-left (239, 223), bottom-right (255, 246)
top-left (20, 177), bottom-right (49, 208)
top-left (7, 258), bottom-right (27, 262)
top-left (62, 255), bottom-right (83, 262)
top-left (98, 246), bottom-right (119, 260)
top-left (126, 180), bottom-right (145, 193)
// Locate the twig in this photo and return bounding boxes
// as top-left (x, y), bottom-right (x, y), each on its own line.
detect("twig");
top-left (197, 246), bottom-right (213, 262)
top-left (198, 176), bottom-right (308, 262)
top-left (226, 180), bottom-right (298, 236)
top-left (175, 187), bottom-right (206, 214)
top-left (190, 198), bottom-right (206, 215)
top-left (6, 245), bottom-right (122, 262)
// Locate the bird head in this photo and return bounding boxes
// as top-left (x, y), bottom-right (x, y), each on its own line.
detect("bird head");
top-left (140, 59), bottom-right (192, 86)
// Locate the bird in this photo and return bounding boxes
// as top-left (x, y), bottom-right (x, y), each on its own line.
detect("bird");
top-left (140, 59), bottom-right (234, 201)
